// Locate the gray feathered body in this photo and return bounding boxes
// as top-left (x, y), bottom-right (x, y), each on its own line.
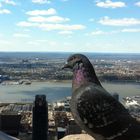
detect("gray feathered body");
top-left (71, 82), bottom-right (140, 140)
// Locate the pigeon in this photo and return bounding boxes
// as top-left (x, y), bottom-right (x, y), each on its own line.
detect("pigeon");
top-left (63, 54), bottom-right (140, 140)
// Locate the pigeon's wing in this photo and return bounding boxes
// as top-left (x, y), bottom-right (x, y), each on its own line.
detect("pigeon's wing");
top-left (74, 84), bottom-right (132, 140)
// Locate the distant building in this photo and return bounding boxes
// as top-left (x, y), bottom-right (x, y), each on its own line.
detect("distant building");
top-left (32, 95), bottom-right (48, 140)
top-left (65, 119), bottom-right (81, 135)
top-left (0, 114), bottom-right (21, 136)
top-left (57, 127), bottom-right (66, 139)
top-left (0, 75), bottom-right (10, 82)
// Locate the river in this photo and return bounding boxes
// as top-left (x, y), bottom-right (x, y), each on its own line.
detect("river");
top-left (0, 81), bottom-right (140, 103)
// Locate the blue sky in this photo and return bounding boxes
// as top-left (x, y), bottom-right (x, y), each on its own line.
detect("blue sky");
top-left (0, 0), bottom-right (140, 53)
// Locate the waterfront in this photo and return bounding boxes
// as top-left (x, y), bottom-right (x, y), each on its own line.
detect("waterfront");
top-left (0, 81), bottom-right (140, 103)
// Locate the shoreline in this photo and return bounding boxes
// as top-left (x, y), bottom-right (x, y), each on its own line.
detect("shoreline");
top-left (28, 79), bottom-right (140, 84)
top-left (1, 79), bottom-right (140, 85)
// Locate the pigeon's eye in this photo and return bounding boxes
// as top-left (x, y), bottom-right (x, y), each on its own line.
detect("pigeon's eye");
top-left (69, 57), bottom-right (74, 62)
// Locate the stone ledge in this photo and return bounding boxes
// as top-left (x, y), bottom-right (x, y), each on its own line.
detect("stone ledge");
top-left (60, 134), bottom-right (95, 140)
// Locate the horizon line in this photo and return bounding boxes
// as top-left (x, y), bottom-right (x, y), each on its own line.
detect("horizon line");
top-left (0, 51), bottom-right (140, 54)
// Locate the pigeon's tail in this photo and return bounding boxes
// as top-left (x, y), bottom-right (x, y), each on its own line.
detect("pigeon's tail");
top-left (112, 119), bottom-right (140, 140)
top-left (129, 120), bottom-right (140, 137)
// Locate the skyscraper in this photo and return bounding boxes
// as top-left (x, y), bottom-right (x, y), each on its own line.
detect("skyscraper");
top-left (32, 95), bottom-right (48, 140)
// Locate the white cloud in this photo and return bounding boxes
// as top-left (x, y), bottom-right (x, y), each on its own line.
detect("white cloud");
top-left (86, 28), bottom-right (140, 36)
top-left (18, 7), bottom-right (86, 32)
top-left (0, 9), bottom-right (11, 14)
top-left (28, 16), bottom-right (70, 23)
top-left (96, 0), bottom-right (126, 8)
top-left (58, 31), bottom-right (73, 35)
top-left (17, 21), bottom-right (86, 31)
top-left (89, 18), bottom-right (95, 22)
top-left (48, 41), bottom-right (57, 46)
top-left (17, 21), bottom-right (39, 27)
top-left (86, 29), bottom-right (117, 36)
top-left (121, 28), bottom-right (140, 33)
top-left (36, 39), bottom-right (48, 42)
top-left (0, 39), bottom-right (11, 45)
top-left (0, 33), bottom-right (3, 37)
top-left (135, 1), bottom-right (140, 7)
top-left (0, 0), bottom-right (16, 7)
top-left (61, 0), bottom-right (69, 2)
top-left (28, 40), bottom-right (57, 47)
top-left (39, 23), bottom-right (86, 31)
top-left (27, 41), bottom-right (40, 46)
top-left (99, 16), bottom-right (140, 26)
top-left (26, 8), bottom-right (56, 16)
top-left (3, 0), bottom-right (16, 6)
top-left (91, 30), bottom-right (107, 35)
top-left (13, 33), bottom-right (31, 38)
top-left (32, 0), bottom-right (51, 4)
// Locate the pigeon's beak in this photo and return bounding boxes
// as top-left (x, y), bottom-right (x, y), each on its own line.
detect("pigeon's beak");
top-left (62, 62), bottom-right (72, 69)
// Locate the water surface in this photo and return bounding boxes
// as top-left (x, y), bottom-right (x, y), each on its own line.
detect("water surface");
top-left (0, 82), bottom-right (140, 103)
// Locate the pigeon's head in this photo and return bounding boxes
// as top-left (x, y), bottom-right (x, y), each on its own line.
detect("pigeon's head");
top-left (63, 54), bottom-right (90, 70)
top-left (63, 53), bottom-right (102, 88)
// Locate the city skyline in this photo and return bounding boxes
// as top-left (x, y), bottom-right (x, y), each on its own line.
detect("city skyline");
top-left (0, 0), bottom-right (140, 53)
